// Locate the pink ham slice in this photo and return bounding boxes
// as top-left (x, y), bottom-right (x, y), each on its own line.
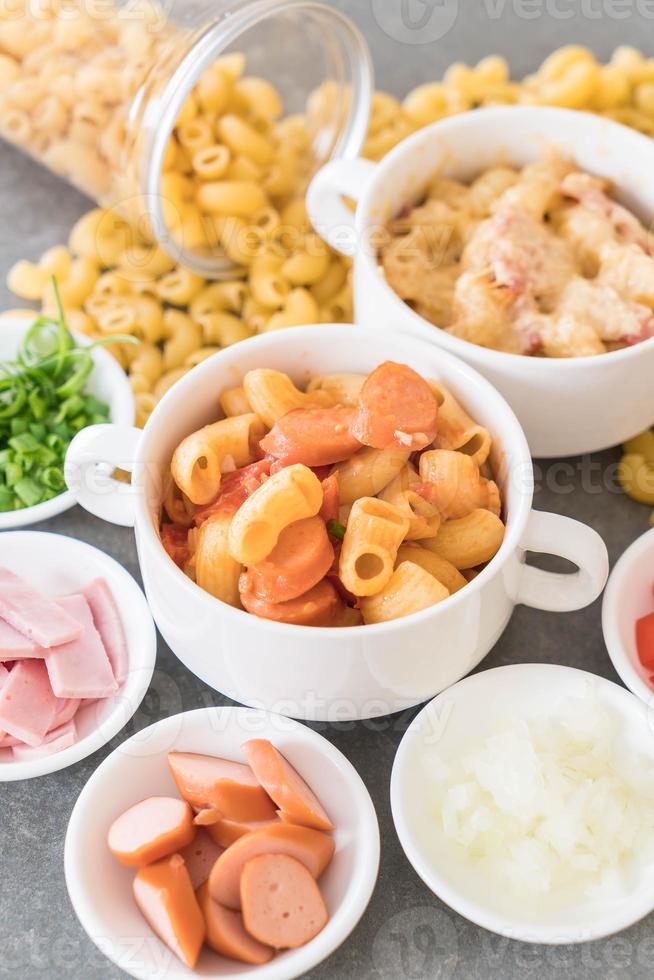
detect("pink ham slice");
top-left (0, 733), bottom-right (20, 748)
top-left (0, 659), bottom-right (59, 746)
top-left (0, 619), bottom-right (42, 661)
top-left (81, 578), bottom-right (128, 685)
top-left (12, 718), bottom-right (77, 760)
top-left (44, 595), bottom-right (118, 699)
top-left (0, 662), bottom-right (10, 746)
top-left (50, 697), bottom-right (81, 730)
top-left (0, 567), bottom-right (83, 647)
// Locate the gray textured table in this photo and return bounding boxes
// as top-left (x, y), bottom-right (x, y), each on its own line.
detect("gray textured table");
top-left (2, 3), bottom-right (654, 978)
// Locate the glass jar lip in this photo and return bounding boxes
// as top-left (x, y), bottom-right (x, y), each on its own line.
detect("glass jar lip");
top-left (143, 0), bottom-right (373, 279)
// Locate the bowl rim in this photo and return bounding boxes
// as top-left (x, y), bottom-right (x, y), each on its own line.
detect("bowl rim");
top-left (390, 662), bottom-right (654, 944)
top-left (0, 530), bottom-right (157, 781)
top-left (353, 105), bottom-right (654, 371)
top-left (602, 527), bottom-right (654, 705)
top-left (0, 316), bottom-right (135, 530)
top-left (133, 323), bottom-right (534, 637)
top-left (64, 704), bottom-right (381, 980)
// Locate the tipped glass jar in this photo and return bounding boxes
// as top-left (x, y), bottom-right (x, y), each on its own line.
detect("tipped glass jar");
top-left (0, 0), bottom-right (372, 277)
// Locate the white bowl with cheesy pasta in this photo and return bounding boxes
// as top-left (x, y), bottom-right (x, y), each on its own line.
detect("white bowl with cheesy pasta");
top-left (64, 324), bottom-right (608, 719)
top-left (307, 106), bottom-right (654, 458)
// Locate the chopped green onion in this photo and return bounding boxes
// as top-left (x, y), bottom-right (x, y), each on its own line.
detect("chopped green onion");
top-left (0, 275), bottom-right (123, 513)
top-left (14, 478), bottom-right (43, 507)
top-left (326, 519), bottom-right (347, 540)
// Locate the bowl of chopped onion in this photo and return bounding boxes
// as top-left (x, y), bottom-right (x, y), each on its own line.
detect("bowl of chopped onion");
top-left (391, 663), bottom-right (654, 944)
top-left (0, 307), bottom-right (134, 528)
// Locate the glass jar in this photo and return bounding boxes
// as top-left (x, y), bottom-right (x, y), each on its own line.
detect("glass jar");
top-left (0, 0), bottom-right (372, 277)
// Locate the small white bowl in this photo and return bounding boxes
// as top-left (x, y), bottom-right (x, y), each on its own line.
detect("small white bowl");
top-left (602, 528), bottom-right (654, 706)
top-left (391, 663), bottom-right (654, 944)
top-left (0, 530), bottom-right (156, 781)
top-left (64, 706), bottom-right (380, 980)
top-left (0, 316), bottom-right (134, 529)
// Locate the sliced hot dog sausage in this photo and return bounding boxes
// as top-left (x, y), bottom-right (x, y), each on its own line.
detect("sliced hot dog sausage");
top-left (242, 739), bottom-right (333, 832)
top-left (351, 361), bottom-right (439, 451)
top-left (108, 796), bottom-right (195, 868)
top-left (259, 406), bottom-right (362, 467)
top-left (196, 881), bottom-right (274, 965)
top-left (246, 517), bottom-right (334, 604)
top-left (178, 829), bottom-right (225, 889)
top-left (168, 751), bottom-right (277, 821)
top-left (239, 574), bottom-right (344, 627)
top-left (319, 472), bottom-right (340, 523)
top-left (197, 811), bottom-right (280, 848)
top-left (208, 823), bottom-right (335, 910)
top-left (133, 854), bottom-right (206, 969)
top-left (241, 853), bottom-right (328, 949)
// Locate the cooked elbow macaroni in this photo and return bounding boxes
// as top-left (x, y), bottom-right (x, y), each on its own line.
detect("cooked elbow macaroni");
top-left (160, 360), bottom-right (505, 627)
top-left (381, 154), bottom-right (654, 357)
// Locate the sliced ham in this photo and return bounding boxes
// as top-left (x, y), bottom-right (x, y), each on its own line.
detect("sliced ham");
top-left (82, 578), bottom-right (128, 685)
top-left (168, 751), bottom-right (277, 822)
top-left (133, 854), bottom-right (206, 969)
top-left (108, 796), bottom-right (196, 868)
top-left (11, 719), bottom-right (77, 760)
top-left (0, 659), bottom-right (59, 746)
top-left (0, 619), bottom-right (42, 661)
top-left (44, 595), bottom-right (118, 699)
top-left (0, 732), bottom-right (20, 748)
top-left (196, 881), bottom-right (273, 965)
top-left (0, 567), bottom-right (83, 647)
top-left (49, 697), bottom-right (81, 730)
top-left (208, 823), bottom-right (335, 910)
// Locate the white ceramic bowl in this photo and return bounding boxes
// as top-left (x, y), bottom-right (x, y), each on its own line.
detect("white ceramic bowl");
top-left (602, 528), bottom-right (654, 705)
top-left (63, 324), bottom-right (608, 721)
top-left (64, 705), bottom-right (380, 980)
top-left (0, 530), bottom-right (156, 781)
top-left (391, 663), bottom-right (654, 944)
top-left (0, 316), bottom-right (134, 528)
top-left (307, 106), bottom-right (654, 458)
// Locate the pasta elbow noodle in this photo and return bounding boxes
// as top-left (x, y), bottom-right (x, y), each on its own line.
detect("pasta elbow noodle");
top-left (418, 450), bottom-right (498, 520)
top-left (228, 463), bottom-right (323, 564)
top-left (243, 368), bottom-right (332, 427)
top-left (396, 544), bottom-right (467, 595)
top-left (360, 561), bottom-right (449, 624)
top-left (171, 413), bottom-right (265, 505)
top-left (339, 497), bottom-right (410, 597)
top-left (195, 515), bottom-right (243, 607)
top-left (424, 509), bottom-right (505, 569)
top-left (334, 447), bottom-right (410, 505)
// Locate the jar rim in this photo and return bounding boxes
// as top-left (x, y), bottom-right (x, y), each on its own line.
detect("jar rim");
top-left (143, 0), bottom-right (373, 279)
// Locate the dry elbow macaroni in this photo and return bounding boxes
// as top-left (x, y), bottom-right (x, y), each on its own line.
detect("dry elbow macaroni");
top-left (160, 361), bottom-right (505, 627)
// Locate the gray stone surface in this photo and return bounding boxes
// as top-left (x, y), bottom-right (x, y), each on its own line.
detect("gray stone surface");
top-left (1, 3), bottom-right (654, 977)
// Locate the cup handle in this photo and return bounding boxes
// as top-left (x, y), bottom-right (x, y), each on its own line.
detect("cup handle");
top-left (515, 510), bottom-right (609, 612)
top-left (64, 423), bottom-right (142, 528)
top-left (306, 157), bottom-right (377, 256)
